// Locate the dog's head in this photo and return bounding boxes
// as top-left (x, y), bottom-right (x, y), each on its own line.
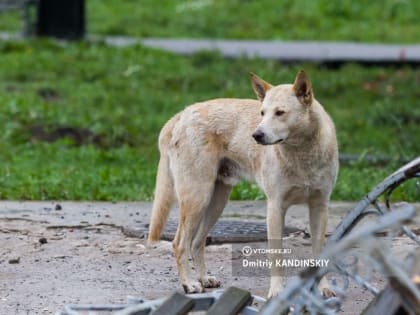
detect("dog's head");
top-left (250, 70), bottom-right (314, 145)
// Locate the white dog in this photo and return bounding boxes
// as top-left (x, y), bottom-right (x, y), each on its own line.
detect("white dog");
top-left (148, 71), bottom-right (339, 297)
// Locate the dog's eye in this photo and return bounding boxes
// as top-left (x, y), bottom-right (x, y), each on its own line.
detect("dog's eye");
top-left (275, 110), bottom-right (285, 116)
top-left (261, 110), bottom-right (265, 116)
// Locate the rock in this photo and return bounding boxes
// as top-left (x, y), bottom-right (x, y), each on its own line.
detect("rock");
top-left (39, 237), bottom-right (48, 244)
top-left (9, 257), bottom-right (20, 264)
top-left (55, 204), bottom-right (62, 210)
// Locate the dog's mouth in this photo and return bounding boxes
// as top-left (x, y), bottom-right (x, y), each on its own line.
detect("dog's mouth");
top-left (267, 138), bottom-right (284, 145)
top-left (257, 138), bottom-right (284, 145)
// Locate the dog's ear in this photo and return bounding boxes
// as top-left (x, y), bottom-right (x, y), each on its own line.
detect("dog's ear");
top-left (250, 73), bottom-right (272, 102)
top-left (293, 70), bottom-right (313, 105)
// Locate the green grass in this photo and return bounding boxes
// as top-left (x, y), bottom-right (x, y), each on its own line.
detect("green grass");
top-left (1, 0), bottom-right (420, 43)
top-left (0, 40), bottom-right (418, 201)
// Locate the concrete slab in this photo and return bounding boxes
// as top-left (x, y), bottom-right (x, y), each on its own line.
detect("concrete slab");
top-left (2, 32), bottom-right (420, 63)
top-left (137, 38), bottom-right (420, 63)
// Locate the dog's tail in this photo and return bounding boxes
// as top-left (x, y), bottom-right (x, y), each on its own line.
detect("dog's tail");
top-left (147, 151), bottom-right (174, 244)
top-left (147, 116), bottom-right (179, 245)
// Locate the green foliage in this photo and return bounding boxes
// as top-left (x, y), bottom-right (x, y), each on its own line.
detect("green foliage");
top-left (0, 40), bottom-right (418, 201)
top-left (1, 1), bottom-right (420, 42)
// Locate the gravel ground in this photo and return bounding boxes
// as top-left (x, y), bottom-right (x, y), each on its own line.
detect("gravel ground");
top-left (0, 201), bottom-right (418, 314)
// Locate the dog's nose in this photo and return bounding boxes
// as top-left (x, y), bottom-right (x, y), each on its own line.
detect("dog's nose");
top-left (252, 130), bottom-right (265, 143)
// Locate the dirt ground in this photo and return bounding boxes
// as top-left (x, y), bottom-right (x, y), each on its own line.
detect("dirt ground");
top-left (0, 201), bottom-right (418, 314)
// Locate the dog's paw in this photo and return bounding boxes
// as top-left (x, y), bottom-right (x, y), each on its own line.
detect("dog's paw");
top-left (321, 287), bottom-right (336, 298)
top-left (200, 275), bottom-right (221, 288)
top-left (267, 277), bottom-right (284, 299)
top-left (267, 285), bottom-right (283, 299)
top-left (319, 278), bottom-right (336, 298)
top-left (182, 281), bottom-right (204, 294)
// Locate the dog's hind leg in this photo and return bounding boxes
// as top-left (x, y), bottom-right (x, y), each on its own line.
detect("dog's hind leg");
top-left (172, 167), bottom-right (219, 293)
top-left (191, 180), bottom-right (232, 288)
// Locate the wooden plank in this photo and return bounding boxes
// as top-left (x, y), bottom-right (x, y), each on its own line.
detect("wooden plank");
top-left (150, 292), bottom-right (194, 315)
top-left (206, 287), bottom-right (251, 315)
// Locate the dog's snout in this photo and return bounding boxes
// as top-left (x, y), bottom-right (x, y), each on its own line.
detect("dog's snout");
top-left (252, 130), bottom-right (265, 143)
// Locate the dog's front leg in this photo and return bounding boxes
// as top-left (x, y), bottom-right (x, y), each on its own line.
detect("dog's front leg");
top-left (309, 198), bottom-right (335, 297)
top-left (266, 198), bottom-right (287, 298)
top-left (308, 199), bottom-right (328, 257)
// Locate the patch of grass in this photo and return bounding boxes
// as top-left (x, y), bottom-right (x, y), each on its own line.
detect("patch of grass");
top-left (0, 11), bottom-right (20, 33)
top-left (87, 0), bottom-right (420, 43)
top-left (0, 143), bottom-right (154, 200)
top-left (0, 40), bottom-right (418, 201)
top-left (1, 1), bottom-right (420, 43)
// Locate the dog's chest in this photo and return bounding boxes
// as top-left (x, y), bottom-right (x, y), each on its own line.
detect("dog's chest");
top-left (282, 159), bottom-right (320, 184)
top-left (261, 150), bottom-right (332, 202)
top-left (281, 165), bottom-right (318, 197)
